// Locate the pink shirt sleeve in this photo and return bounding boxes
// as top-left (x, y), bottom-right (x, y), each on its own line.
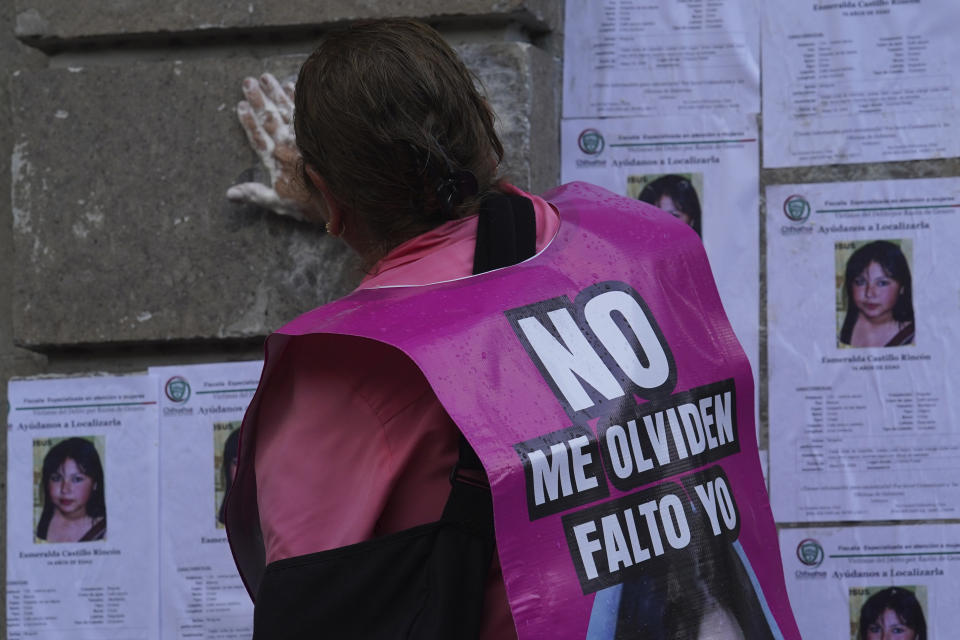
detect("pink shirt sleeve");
top-left (255, 335), bottom-right (458, 562)
top-left (254, 336), bottom-right (517, 640)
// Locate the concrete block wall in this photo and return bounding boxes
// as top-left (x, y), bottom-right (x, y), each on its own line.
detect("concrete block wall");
top-left (1, 2), bottom-right (562, 635)
top-left (10, 43), bottom-right (555, 347)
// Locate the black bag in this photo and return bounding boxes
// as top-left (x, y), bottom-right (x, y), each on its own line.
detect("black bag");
top-left (253, 461), bottom-right (494, 639)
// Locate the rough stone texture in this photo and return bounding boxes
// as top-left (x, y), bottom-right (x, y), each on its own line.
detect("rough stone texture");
top-left (14, 0), bottom-right (556, 43)
top-left (11, 55), bottom-right (359, 348)
top-left (2, 3), bottom-right (48, 637)
top-left (462, 42), bottom-right (558, 195)
top-left (11, 42), bottom-right (558, 347)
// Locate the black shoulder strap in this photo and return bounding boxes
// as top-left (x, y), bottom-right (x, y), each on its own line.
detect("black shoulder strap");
top-left (444, 191), bottom-right (537, 512)
top-left (472, 192), bottom-right (537, 274)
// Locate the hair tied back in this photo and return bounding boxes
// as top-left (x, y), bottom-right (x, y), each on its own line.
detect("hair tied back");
top-left (437, 169), bottom-right (478, 218)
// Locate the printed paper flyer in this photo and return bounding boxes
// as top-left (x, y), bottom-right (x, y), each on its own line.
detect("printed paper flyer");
top-left (767, 178), bottom-right (960, 522)
top-left (564, 0), bottom-right (760, 118)
top-left (762, 0), bottom-right (960, 167)
top-left (780, 525), bottom-right (960, 638)
top-left (7, 375), bottom-right (160, 640)
top-left (151, 362), bottom-right (261, 640)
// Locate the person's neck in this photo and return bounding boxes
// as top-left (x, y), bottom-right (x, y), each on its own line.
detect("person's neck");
top-left (851, 314), bottom-right (900, 347)
top-left (862, 312), bottom-right (896, 327)
top-left (55, 508), bottom-right (91, 522)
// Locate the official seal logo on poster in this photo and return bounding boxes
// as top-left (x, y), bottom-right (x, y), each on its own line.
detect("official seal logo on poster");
top-left (796, 538), bottom-right (824, 567)
top-left (783, 195), bottom-right (811, 223)
top-left (165, 376), bottom-right (191, 403)
top-left (578, 129), bottom-right (605, 155)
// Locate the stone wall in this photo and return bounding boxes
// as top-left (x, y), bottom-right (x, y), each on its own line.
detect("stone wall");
top-left (1, 2), bottom-right (562, 635)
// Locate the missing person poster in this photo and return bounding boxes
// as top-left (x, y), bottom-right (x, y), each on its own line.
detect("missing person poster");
top-left (780, 525), bottom-right (960, 638)
top-left (767, 177), bottom-right (960, 522)
top-left (561, 113), bottom-right (760, 413)
top-left (151, 362), bottom-right (261, 640)
top-left (6, 375), bottom-right (159, 640)
top-left (762, 0), bottom-right (960, 167)
top-left (563, 0), bottom-right (760, 118)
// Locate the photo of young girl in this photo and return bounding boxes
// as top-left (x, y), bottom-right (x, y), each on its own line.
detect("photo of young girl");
top-left (628, 173), bottom-right (703, 237)
top-left (33, 436), bottom-right (107, 543)
top-left (835, 239), bottom-right (915, 349)
top-left (214, 421), bottom-right (241, 529)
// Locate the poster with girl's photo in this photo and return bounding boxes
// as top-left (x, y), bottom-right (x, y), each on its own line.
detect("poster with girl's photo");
top-left (768, 178), bottom-right (959, 523)
top-left (33, 435), bottom-right (107, 543)
top-left (780, 526), bottom-right (955, 640)
top-left (152, 361), bottom-right (260, 639)
top-left (7, 374), bottom-right (160, 639)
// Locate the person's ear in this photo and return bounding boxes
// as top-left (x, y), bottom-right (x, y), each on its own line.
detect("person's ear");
top-left (304, 165), bottom-right (344, 236)
top-left (303, 164), bottom-right (324, 193)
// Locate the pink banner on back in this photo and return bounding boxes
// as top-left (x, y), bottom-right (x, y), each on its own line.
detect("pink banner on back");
top-left (274, 182), bottom-right (799, 639)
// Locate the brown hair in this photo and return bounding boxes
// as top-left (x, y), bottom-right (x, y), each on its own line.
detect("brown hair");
top-left (294, 19), bottom-right (505, 259)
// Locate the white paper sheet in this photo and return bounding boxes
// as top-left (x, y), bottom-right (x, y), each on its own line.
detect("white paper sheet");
top-left (563, 0), bottom-right (760, 118)
top-left (561, 114), bottom-right (760, 400)
top-left (6, 375), bottom-right (159, 640)
top-left (767, 178), bottom-right (960, 522)
top-left (762, 0), bottom-right (960, 167)
top-left (150, 362), bottom-right (261, 640)
top-left (780, 525), bottom-right (960, 639)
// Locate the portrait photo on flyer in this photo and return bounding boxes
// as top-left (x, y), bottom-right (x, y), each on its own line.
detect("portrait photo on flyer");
top-left (33, 435), bottom-right (107, 544)
top-left (214, 421), bottom-right (241, 529)
top-left (628, 173), bottom-right (703, 238)
top-left (834, 238), bottom-right (915, 350)
top-left (849, 585), bottom-right (927, 640)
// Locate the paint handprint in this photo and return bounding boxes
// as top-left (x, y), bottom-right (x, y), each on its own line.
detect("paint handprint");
top-left (227, 73), bottom-right (322, 221)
